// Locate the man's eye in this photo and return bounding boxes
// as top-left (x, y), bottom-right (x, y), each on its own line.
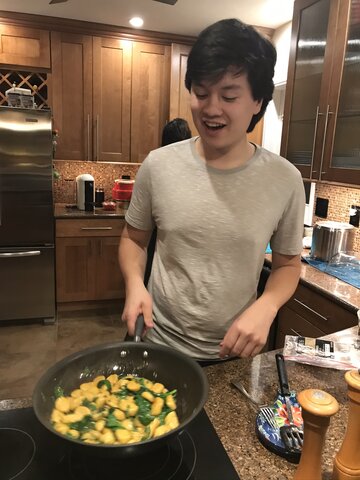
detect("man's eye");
top-left (194, 93), bottom-right (207, 99)
top-left (223, 96), bottom-right (237, 102)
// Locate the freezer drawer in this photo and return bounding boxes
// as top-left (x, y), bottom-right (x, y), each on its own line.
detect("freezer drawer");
top-left (0, 246), bottom-right (55, 322)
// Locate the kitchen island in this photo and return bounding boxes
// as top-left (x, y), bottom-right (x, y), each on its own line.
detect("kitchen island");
top-left (205, 330), bottom-right (356, 479)
top-left (1, 326), bottom-right (357, 479)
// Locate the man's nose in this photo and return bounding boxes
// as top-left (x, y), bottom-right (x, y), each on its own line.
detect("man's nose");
top-left (203, 95), bottom-right (222, 115)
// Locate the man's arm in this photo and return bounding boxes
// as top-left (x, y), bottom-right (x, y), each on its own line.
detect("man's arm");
top-left (118, 223), bottom-right (154, 334)
top-left (219, 252), bottom-right (301, 358)
top-left (260, 251), bottom-right (301, 316)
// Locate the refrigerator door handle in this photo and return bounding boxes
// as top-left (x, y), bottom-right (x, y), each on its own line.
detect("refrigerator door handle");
top-left (0, 250), bottom-right (41, 258)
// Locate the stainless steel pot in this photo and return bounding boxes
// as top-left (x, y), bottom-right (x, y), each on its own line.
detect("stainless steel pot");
top-left (310, 221), bottom-right (355, 262)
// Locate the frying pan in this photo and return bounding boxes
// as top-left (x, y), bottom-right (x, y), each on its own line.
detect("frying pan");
top-left (32, 316), bottom-right (208, 458)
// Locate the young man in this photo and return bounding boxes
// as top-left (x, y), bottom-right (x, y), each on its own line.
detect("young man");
top-left (118, 19), bottom-right (305, 361)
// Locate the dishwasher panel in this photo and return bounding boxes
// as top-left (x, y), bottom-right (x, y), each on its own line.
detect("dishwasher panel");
top-left (0, 245), bottom-right (55, 323)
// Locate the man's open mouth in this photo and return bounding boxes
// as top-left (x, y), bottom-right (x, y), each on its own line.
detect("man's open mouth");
top-left (203, 121), bottom-right (226, 130)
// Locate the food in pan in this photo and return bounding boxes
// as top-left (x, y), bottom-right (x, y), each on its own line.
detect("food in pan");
top-left (51, 374), bottom-right (179, 445)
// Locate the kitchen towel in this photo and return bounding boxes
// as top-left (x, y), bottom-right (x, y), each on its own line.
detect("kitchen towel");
top-left (302, 255), bottom-right (360, 289)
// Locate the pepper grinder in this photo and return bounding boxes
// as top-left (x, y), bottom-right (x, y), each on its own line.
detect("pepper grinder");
top-left (293, 389), bottom-right (339, 480)
top-left (332, 370), bottom-right (360, 480)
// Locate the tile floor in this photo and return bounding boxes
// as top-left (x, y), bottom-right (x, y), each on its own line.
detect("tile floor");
top-left (0, 305), bottom-right (127, 401)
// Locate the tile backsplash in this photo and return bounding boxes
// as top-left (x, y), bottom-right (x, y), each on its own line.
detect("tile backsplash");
top-left (53, 160), bottom-right (140, 204)
top-left (53, 161), bottom-right (360, 253)
top-left (314, 184), bottom-right (360, 253)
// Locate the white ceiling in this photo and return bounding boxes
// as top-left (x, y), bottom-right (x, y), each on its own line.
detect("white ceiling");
top-left (0, 0), bottom-right (294, 37)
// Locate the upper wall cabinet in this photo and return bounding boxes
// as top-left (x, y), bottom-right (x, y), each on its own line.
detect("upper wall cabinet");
top-left (0, 25), bottom-right (50, 69)
top-left (281, 0), bottom-right (360, 186)
top-left (130, 42), bottom-right (170, 163)
top-left (170, 43), bottom-right (197, 136)
top-left (51, 32), bottom-right (131, 162)
top-left (51, 33), bottom-right (170, 163)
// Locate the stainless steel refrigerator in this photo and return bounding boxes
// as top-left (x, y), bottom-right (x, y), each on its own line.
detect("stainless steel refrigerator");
top-left (0, 106), bottom-right (55, 323)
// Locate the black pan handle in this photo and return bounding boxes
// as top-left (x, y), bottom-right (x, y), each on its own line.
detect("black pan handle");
top-left (134, 315), bottom-right (145, 343)
top-left (275, 353), bottom-right (290, 397)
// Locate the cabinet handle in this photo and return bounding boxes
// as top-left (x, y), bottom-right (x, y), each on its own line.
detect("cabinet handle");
top-left (319, 104), bottom-right (333, 180)
top-left (95, 115), bottom-right (100, 161)
top-left (81, 227), bottom-right (112, 230)
top-left (0, 250), bottom-right (40, 258)
top-left (310, 106), bottom-right (321, 178)
top-left (290, 328), bottom-right (301, 336)
top-left (87, 114), bottom-right (91, 161)
top-left (293, 298), bottom-right (328, 321)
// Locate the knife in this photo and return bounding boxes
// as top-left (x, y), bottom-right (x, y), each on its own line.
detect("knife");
top-left (275, 353), bottom-right (294, 425)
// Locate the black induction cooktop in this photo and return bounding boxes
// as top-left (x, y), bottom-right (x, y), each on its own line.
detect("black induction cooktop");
top-left (0, 407), bottom-right (240, 480)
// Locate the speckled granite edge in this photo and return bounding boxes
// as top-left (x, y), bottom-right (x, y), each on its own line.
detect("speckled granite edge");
top-left (0, 397), bottom-right (32, 411)
top-left (54, 203), bottom-right (126, 219)
top-left (265, 254), bottom-right (360, 312)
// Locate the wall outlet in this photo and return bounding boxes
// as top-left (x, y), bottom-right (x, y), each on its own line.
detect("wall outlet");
top-left (349, 205), bottom-right (360, 227)
top-left (315, 197), bottom-right (329, 218)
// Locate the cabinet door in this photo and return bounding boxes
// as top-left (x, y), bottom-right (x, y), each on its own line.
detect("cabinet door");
top-left (95, 237), bottom-right (125, 300)
top-left (169, 43), bottom-right (197, 136)
top-left (321, 0), bottom-right (360, 185)
top-left (93, 37), bottom-right (132, 162)
top-left (281, 0), bottom-right (336, 179)
top-left (56, 237), bottom-right (95, 302)
top-left (275, 305), bottom-right (326, 349)
top-left (131, 42), bottom-right (171, 162)
top-left (51, 32), bottom-right (93, 160)
top-left (0, 24), bottom-right (50, 68)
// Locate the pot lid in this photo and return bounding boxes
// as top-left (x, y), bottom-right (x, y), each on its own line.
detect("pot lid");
top-left (114, 178), bottom-right (135, 184)
top-left (315, 221), bottom-right (354, 230)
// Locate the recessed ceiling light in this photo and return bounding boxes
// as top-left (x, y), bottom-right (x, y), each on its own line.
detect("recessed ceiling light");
top-left (129, 17), bottom-right (144, 28)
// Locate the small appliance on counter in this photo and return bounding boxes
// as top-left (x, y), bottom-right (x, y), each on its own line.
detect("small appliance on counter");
top-left (112, 176), bottom-right (135, 208)
top-left (76, 174), bottom-right (95, 211)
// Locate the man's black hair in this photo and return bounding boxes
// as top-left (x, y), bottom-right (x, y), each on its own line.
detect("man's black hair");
top-left (185, 18), bottom-right (277, 132)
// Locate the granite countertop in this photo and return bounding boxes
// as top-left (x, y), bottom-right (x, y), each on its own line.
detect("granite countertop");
top-left (265, 252), bottom-right (360, 313)
top-left (54, 203), bottom-right (127, 219)
top-left (1, 326), bottom-right (357, 479)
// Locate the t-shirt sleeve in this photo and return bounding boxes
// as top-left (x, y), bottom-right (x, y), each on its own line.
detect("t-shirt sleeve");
top-left (270, 171), bottom-right (305, 255)
top-left (125, 155), bottom-right (155, 231)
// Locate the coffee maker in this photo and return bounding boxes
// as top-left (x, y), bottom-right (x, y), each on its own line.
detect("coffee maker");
top-left (76, 174), bottom-right (95, 211)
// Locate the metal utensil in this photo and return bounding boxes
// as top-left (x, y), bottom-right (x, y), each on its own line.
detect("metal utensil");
top-left (231, 379), bottom-right (278, 430)
top-left (275, 353), bottom-right (303, 453)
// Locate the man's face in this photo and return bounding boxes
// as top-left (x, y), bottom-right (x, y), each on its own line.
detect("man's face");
top-left (190, 70), bottom-right (262, 154)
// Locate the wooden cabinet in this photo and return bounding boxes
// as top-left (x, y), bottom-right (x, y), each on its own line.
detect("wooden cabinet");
top-left (169, 43), bottom-right (197, 136)
top-left (0, 24), bottom-right (50, 69)
top-left (281, 0), bottom-right (360, 186)
top-left (93, 37), bottom-right (132, 162)
top-left (52, 34), bottom-right (170, 162)
top-left (51, 32), bottom-right (131, 162)
top-left (56, 219), bottom-right (125, 303)
top-left (51, 32), bottom-right (93, 161)
top-left (130, 42), bottom-right (170, 162)
top-left (275, 282), bottom-right (357, 348)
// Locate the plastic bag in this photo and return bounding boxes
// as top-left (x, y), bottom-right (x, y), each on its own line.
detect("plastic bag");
top-left (283, 335), bottom-right (360, 370)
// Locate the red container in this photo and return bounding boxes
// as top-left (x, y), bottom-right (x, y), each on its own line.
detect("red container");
top-left (112, 179), bottom-right (135, 201)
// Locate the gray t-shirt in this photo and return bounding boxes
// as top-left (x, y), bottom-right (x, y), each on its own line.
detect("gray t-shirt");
top-left (125, 137), bottom-right (305, 359)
